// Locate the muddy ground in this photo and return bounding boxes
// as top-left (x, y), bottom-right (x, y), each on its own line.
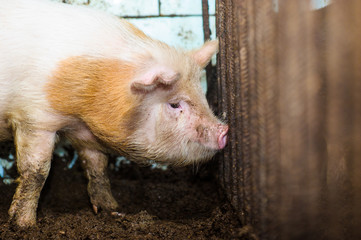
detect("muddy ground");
top-left (0, 145), bottom-right (243, 240)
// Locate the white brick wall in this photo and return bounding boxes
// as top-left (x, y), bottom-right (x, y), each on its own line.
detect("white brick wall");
top-left (160, 0), bottom-right (215, 15)
top-left (128, 16), bottom-right (216, 50)
top-left (51, 0), bottom-right (216, 50)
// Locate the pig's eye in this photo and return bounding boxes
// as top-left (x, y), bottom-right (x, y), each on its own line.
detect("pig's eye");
top-left (169, 103), bottom-right (181, 109)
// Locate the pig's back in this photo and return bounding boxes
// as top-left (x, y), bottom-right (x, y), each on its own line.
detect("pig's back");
top-left (0, 0), bottom-right (148, 121)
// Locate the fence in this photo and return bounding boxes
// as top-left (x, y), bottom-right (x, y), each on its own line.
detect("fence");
top-left (215, 0), bottom-right (361, 239)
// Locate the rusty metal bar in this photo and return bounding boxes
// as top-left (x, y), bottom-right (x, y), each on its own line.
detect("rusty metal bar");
top-left (202, 0), bottom-right (218, 110)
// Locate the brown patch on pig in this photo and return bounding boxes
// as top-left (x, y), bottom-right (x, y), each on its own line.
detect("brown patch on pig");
top-left (46, 56), bottom-right (141, 151)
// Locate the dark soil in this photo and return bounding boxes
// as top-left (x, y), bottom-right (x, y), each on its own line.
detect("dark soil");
top-left (0, 147), bottom-right (242, 240)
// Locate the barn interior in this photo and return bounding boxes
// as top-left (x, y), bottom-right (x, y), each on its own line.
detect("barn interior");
top-left (1, 0), bottom-right (361, 239)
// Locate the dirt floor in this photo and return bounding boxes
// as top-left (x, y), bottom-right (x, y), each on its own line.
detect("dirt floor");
top-left (0, 145), bottom-right (243, 240)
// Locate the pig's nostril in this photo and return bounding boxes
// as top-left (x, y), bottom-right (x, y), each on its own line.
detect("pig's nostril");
top-left (218, 126), bottom-right (228, 149)
top-left (219, 134), bottom-right (227, 149)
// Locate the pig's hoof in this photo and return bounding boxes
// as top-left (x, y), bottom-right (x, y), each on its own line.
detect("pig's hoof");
top-left (9, 213), bottom-right (36, 228)
top-left (89, 190), bottom-right (119, 213)
top-left (9, 202), bottom-right (37, 227)
top-left (91, 199), bottom-right (119, 214)
top-left (92, 205), bottom-right (125, 218)
top-left (16, 219), bottom-right (36, 228)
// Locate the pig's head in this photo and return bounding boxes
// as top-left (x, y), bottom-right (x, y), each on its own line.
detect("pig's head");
top-left (124, 40), bottom-right (229, 165)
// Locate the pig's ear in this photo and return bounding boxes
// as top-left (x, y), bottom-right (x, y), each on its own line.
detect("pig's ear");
top-left (131, 65), bottom-right (180, 94)
top-left (190, 39), bottom-right (219, 68)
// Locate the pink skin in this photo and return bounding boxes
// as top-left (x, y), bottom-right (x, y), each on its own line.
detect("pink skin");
top-left (166, 100), bottom-right (228, 151)
top-left (217, 124), bottom-right (228, 149)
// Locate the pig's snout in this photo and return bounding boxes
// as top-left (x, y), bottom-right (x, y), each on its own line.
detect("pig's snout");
top-left (217, 124), bottom-right (229, 149)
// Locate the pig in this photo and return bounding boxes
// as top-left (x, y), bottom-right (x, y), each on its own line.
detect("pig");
top-left (0, 0), bottom-right (228, 227)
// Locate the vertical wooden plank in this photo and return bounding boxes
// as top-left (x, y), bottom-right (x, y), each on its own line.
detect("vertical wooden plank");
top-left (277, 1), bottom-right (309, 238)
top-left (304, 4), bottom-right (328, 239)
top-left (326, 2), bottom-right (352, 239)
top-left (351, 4), bottom-right (361, 239)
top-left (242, 0), bottom-right (256, 231)
top-left (351, 5), bottom-right (361, 234)
top-left (249, 0), bottom-right (279, 238)
top-left (217, 0), bottom-right (251, 229)
top-left (325, 1), bottom-right (361, 239)
top-left (216, 0), bottom-right (227, 194)
top-left (224, 0), bottom-right (239, 213)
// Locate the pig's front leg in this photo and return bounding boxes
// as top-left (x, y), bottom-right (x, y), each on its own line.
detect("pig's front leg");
top-left (9, 126), bottom-right (56, 227)
top-left (76, 147), bottom-right (119, 213)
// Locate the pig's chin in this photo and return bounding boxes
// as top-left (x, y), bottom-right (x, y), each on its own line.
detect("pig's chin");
top-left (172, 141), bottom-right (218, 165)
top-left (120, 137), bottom-right (218, 166)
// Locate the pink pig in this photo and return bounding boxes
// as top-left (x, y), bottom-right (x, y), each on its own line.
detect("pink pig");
top-left (0, 0), bottom-right (228, 227)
